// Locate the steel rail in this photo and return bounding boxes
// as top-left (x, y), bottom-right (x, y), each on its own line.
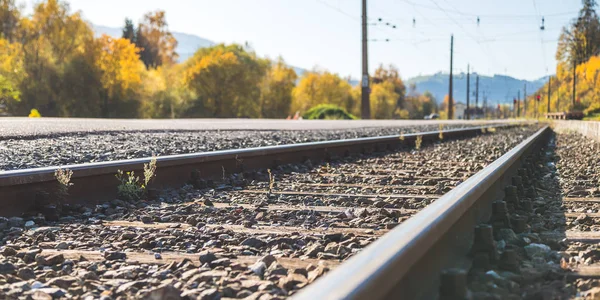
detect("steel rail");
top-left (0, 124), bottom-right (510, 216)
top-left (294, 125), bottom-right (550, 300)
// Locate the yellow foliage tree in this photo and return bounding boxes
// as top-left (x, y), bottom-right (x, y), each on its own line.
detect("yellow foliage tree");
top-left (259, 58), bottom-right (297, 118)
top-left (182, 44), bottom-right (268, 117)
top-left (370, 81), bottom-right (398, 119)
top-left (95, 35), bottom-right (144, 117)
top-left (292, 70), bottom-right (356, 116)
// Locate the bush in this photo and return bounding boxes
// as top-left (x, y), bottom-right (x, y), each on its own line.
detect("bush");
top-left (302, 104), bottom-right (357, 120)
top-left (584, 103), bottom-right (600, 116)
top-left (28, 109), bottom-right (41, 118)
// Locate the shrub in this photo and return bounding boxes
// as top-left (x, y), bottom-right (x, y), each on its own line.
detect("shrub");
top-left (302, 104), bottom-right (357, 120)
top-left (584, 103), bottom-right (600, 116)
top-left (28, 109), bottom-right (41, 118)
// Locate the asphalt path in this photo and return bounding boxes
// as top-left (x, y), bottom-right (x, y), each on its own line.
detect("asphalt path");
top-left (0, 118), bottom-right (517, 139)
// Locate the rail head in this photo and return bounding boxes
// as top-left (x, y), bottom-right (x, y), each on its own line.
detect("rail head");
top-left (293, 125), bottom-right (549, 300)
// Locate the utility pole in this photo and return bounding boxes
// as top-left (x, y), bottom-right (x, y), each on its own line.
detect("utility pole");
top-left (483, 91), bottom-right (487, 119)
top-left (517, 90), bottom-right (521, 118)
top-left (466, 64), bottom-right (470, 120)
top-left (448, 35), bottom-right (454, 119)
top-left (361, 0), bottom-right (370, 119)
top-left (547, 77), bottom-right (551, 114)
top-left (523, 84), bottom-right (527, 118)
top-left (572, 58), bottom-right (577, 110)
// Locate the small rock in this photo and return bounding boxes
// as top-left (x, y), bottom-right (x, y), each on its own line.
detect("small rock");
top-left (141, 215), bottom-right (153, 224)
top-left (280, 273), bottom-right (308, 290)
top-left (199, 251), bottom-right (217, 264)
top-left (104, 251), bottom-right (126, 260)
top-left (55, 242), bottom-right (69, 250)
top-left (35, 288), bottom-right (67, 298)
top-left (199, 288), bottom-right (220, 300)
top-left (307, 264), bottom-right (329, 283)
top-left (8, 217), bottom-right (24, 227)
top-left (121, 232), bottom-right (137, 240)
top-left (249, 261), bottom-right (267, 277)
top-left (46, 276), bottom-right (78, 289)
top-left (305, 243), bottom-right (324, 258)
top-left (24, 220), bottom-right (35, 228)
top-left (17, 267), bottom-right (35, 280)
top-left (143, 284), bottom-right (182, 300)
top-left (260, 254), bottom-right (277, 268)
top-left (1, 246), bottom-right (17, 256)
top-left (154, 253), bottom-right (162, 260)
top-left (0, 262), bottom-right (16, 274)
top-left (524, 243), bottom-right (551, 259)
top-left (36, 253), bottom-right (65, 266)
top-left (241, 237), bottom-right (266, 248)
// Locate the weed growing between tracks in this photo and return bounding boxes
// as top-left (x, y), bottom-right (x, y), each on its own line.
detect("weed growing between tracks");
top-left (116, 158), bottom-right (157, 201)
top-left (439, 124), bottom-right (444, 141)
top-left (54, 168), bottom-right (73, 199)
top-left (267, 169), bottom-right (275, 195)
top-left (415, 135), bottom-right (423, 150)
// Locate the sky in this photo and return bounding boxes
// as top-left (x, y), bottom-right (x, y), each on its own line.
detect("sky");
top-left (24, 0), bottom-right (583, 81)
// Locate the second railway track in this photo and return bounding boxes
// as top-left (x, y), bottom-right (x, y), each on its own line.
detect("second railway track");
top-left (0, 124), bottom-right (545, 299)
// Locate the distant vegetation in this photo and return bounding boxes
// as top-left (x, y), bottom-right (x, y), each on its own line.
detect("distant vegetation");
top-left (0, 0), bottom-right (434, 119)
top-left (531, 0), bottom-right (600, 118)
top-left (303, 104), bottom-right (357, 120)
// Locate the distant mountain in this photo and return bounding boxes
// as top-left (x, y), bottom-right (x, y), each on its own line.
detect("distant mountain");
top-left (406, 72), bottom-right (549, 106)
top-left (93, 25), bottom-right (215, 62)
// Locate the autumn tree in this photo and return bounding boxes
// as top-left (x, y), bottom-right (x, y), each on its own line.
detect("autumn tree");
top-left (95, 35), bottom-right (144, 117)
top-left (15, 0), bottom-right (94, 116)
top-left (370, 81), bottom-right (398, 119)
top-left (373, 64), bottom-right (406, 109)
top-left (182, 44), bottom-right (268, 117)
top-left (0, 0), bottom-right (20, 42)
top-left (259, 58), bottom-right (297, 118)
top-left (137, 11), bottom-right (178, 69)
top-left (292, 70), bottom-right (356, 116)
top-left (0, 75), bottom-right (18, 111)
top-left (556, 0), bottom-right (600, 65)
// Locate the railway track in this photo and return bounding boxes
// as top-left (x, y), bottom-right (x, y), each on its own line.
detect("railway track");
top-left (0, 124), bottom-right (545, 299)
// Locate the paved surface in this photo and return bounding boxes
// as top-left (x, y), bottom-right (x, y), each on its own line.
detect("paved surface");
top-left (0, 118), bottom-right (517, 138)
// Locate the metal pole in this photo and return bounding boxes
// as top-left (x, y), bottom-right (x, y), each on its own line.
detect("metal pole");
top-left (466, 64), bottom-right (470, 120)
top-left (475, 75), bottom-right (479, 115)
top-left (523, 84), bottom-right (527, 117)
top-left (361, 0), bottom-right (370, 119)
top-left (517, 90), bottom-right (521, 118)
top-left (448, 35), bottom-right (454, 120)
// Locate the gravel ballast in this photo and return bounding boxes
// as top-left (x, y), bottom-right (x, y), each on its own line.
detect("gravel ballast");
top-left (0, 124), bottom-right (489, 171)
top-left (0, 126), bottom-right (538, 299)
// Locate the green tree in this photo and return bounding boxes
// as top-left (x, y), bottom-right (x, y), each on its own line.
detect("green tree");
top-left (122, 18), bottom-right (136, 43)
top-left (0, 74), bottom-right (19, 111)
